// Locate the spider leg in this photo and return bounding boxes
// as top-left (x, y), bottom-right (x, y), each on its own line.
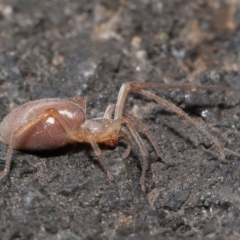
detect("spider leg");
top-left (122, 116), bottom-right (149, 192)
top-left (107, 100), bottom-right (168, 162)
top-left (114, 81), bottom-right (240, 121)
top-left (222, 148), bottom-right (240, 159)
top-left (103, 104), bottom-right (132, 158)
top-left (123, 111), bottom-right (169, 163)
top-left (0, 108), bottom-right (76, 180)
top-left (83, 129), bottom-right (113, 181)
top-left (140, 89), bottom-right (240, 160)
top-left (104, 104), bottom-right (115, 118)
top-left (114, 82), bottom-right (240, 160)
top-left (90, 116), bottom-right (148, 190)
top-left (118, 128), bottom-right (132, 159)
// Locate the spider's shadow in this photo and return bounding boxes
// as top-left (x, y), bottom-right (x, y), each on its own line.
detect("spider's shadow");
top-left (17, 142), bottom-right (122, 164)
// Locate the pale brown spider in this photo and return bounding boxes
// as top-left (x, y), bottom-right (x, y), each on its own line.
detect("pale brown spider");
top-left (0, 82), bottom-right (240, 191)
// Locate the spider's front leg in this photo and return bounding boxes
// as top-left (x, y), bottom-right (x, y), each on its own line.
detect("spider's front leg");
top-left (114, 81), bottom-right (240, 164)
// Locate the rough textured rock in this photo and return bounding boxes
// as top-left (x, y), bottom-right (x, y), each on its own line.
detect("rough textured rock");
top-left (1, 0), bottom-right (240, 239)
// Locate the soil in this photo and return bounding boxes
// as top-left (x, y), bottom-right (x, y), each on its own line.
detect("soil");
top-left (1, 0), bottom-right (240, 239)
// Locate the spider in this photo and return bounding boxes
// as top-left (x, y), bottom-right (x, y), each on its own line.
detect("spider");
top-left (0, 81), bottom-right (240, 191)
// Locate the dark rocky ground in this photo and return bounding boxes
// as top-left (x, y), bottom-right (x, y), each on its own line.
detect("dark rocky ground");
top-left (1, 0), bottom-right (240, 239)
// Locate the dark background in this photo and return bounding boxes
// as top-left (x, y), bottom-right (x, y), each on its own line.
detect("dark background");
top-left (1, 0), bottom-right (240, 239)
